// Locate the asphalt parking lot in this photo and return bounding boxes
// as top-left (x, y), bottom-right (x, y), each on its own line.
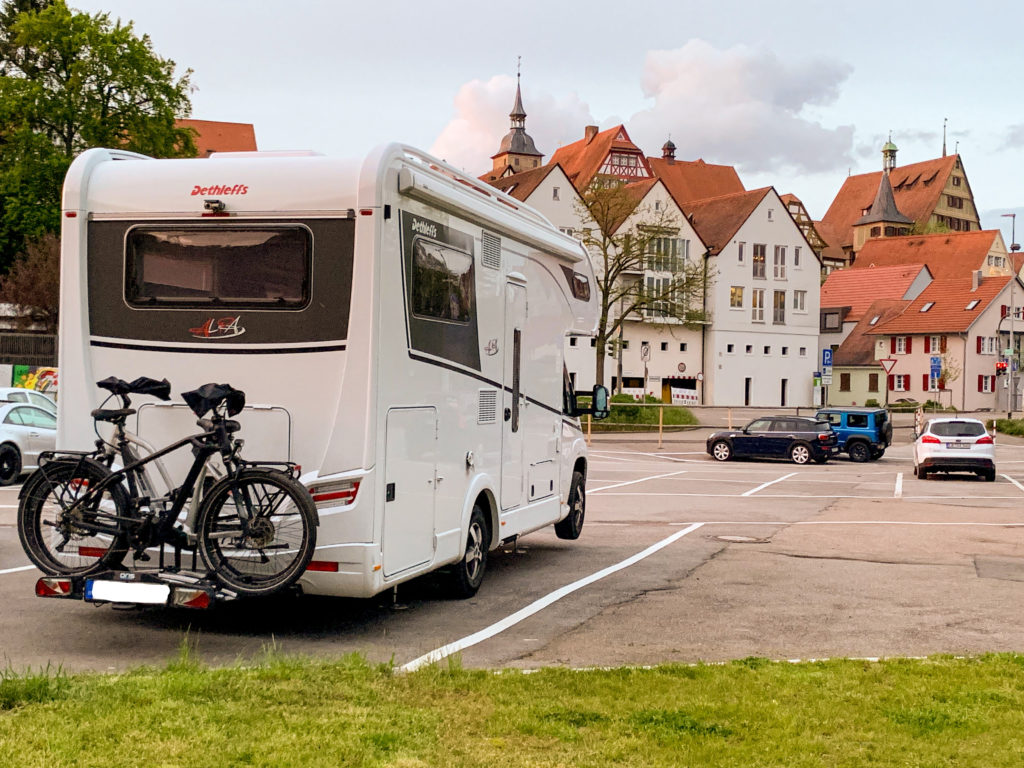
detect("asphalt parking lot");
top-left (2, 424), bottom-right (1024, 672)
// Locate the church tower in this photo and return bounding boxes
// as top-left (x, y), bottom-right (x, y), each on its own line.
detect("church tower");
top-left (851, 137), bottom-right (914, 256)
top-left (489, 66), bottom-right (543, 178)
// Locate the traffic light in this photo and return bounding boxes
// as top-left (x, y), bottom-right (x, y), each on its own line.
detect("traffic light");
top-left (996, 360), bottom-right (1009, 376)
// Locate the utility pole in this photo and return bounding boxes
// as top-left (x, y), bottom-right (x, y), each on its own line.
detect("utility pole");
top-left (1002, 213), bottom-right (1019, 418)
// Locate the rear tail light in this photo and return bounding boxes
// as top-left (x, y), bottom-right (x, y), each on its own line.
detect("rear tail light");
top-left (305, 560), bottom-right (339, 573)
top-left (818, 433), bottom-right (831, 441)
top-left (976, 435), bottom-right (994, 445)
top-left (78, 546), bottom-right (107, 558)
top-left (171, 588), bottom-right (212, 609)
top-left (310, 480), bottom-right (360, 507)
top-left (921, 435), bottom-right (941, 444)
top-left (36, 577), bottom-right (72, 597)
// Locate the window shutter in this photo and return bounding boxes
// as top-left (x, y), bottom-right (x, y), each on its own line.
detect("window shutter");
top-left (941, 335), bottom-right (947, 353)
top-left (889, 337), bottom-right (895, 354)
top-left (905, 336), bottom-right (912, 354)
top-left (978, 374), bottom-right (984, 392)
top-left (977, 336), bottom-right (983, 354)
top-left (888, 374), bottom-right (895, 391)
top-left (924, 337), bottom-right (930, 354)
top-left (1002, 304), bottom-right (1009, 319)
top-left (939, 377), bottom-right (946, 389)
top-left (922, 374), bottom-right (929, 390)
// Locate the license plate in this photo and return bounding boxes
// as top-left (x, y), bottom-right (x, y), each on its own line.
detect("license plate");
top-left (946, 443), bottom-right (970, 449)
top-left (85, 579), bottom-right (171, 604)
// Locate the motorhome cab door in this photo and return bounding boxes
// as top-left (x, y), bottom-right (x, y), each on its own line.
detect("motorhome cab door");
top-left (501, 281), bottom-right (526, 509)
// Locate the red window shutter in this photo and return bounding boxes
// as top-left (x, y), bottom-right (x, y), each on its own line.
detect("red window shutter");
top-left (940, 336), bottom-right (947, 353)
top-left (922, 374), bottom-right (929, 390)
top-left (978, 374), bottom-right (984, 392)
top-left (890, 337), bottom-right (897, 354)
top-left (924, 337), bottom-right (931, 354)
top-left (905, 336), bottom-right (912, 354)
top-left (888, 374), bottom-right (895, 391)
top-left (1002, 304), bottom-right (1009, 319)
top-left (977, 336), bottom-right (983, 353)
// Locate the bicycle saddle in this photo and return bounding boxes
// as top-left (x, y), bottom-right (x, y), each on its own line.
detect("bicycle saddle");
top-left (91, 407), bottom-right (136, 422)
top-left (182, 383), bottom-right (246, 417)
top-left (96, 376), bottom-right (172, 400)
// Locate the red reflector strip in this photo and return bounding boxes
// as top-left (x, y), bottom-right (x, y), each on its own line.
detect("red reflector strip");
top-left (78, 546), bottom-right (107, 558)
top-left (36, 578), bottom-right (72, 597)
top-left (306, 560), bottom-right (339, 572)
top-left (359, 209), bottom-right (373, 216)
top-left (312, 489), bottom-right (356, 504)
top-left (172, 588), bottom-right (211, 609)
top-left (65, 211), bottom-right (77, 218)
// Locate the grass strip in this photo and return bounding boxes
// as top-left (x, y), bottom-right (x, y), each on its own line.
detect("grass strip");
top-left (2, 652), bottom-right (1024, 767)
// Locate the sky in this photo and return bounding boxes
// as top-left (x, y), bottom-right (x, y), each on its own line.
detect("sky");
top-left (73, 0), bottom-right (1024, 244)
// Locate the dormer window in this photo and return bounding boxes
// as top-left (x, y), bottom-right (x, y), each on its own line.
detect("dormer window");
top-left (920, 302), bottom-right (935, 312)
top-left (869, 315), bottom-right (881, 325)
top-left (965, 299), bottom-right (980, 310)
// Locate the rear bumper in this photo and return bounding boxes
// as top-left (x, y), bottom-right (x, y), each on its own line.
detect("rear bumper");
top-left (919, 456), bottom-right (995, 473)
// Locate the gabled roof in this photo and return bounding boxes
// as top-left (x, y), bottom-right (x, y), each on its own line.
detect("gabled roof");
top-left (176, 119), bottom-right (257, 157)
top-left (821, 155), bottom-right (959, 248)
top-left (647, 157), bottom-right (744, 204)
top-left (548, 125), bottom-right (650, 189)
top-left (484, 163), bottom-right (565, 201)
top-left (606, 178), bottom-right (661, 232)
top-left (851, 230), bottom-right (1004, 279)
top-left (821, 264), bottom-right (930, 321)
top-left (680, 188), bottom-right (772, 254)
top-left (869, 274), bottom-right (1012, 335)
top-left (813, 219), bottom-right (850, 265)
top-left (835, 299), bottom-right (909, 366)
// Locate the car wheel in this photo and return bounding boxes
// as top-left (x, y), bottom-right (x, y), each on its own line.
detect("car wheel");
top-left (446, 504), bottom-right (488, 599)
top-left (554, 470), bottom-right (585, 540)
top-left (813, 456), bottom-right (828, 464)
top-left (985, 469), bottom-right (996, 482)
top-left (789, 443), bottom-right (811, 465)
top-left (710, 440), bottom-right (732, 462)
top-left (871, 449), bottom-right (885, 460)
top-left (918, 467), bottom-right (929, 480)
top-left (0, 443), bottom-right (22, 486)
top-left (848, 442), bottom-right (870, 463)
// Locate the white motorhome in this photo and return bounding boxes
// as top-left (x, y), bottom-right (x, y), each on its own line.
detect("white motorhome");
top-left (59, 144), bottom-right (608, 599)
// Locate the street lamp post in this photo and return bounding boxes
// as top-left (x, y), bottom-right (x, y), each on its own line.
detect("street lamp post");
top-left (1001, 213), bottom-right (1020, 419)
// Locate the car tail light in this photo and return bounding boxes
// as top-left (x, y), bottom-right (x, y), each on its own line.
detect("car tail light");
top-left (976, 435), bottom-right (994, 445)
top-left (920, 435), bottom-right (941, 444)
top-left (310, 480), bottom-right (360, 507)
top-left (818, 433), bottom-right (831, 441)
top-left (170, 588), bottom-right (212, 609)
top-left (36, 577), bottom-right (72, 597)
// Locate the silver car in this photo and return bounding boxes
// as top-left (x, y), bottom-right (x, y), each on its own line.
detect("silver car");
top-left (0, 402), bottom-right (57, 485)
top-left (0, 387), bottom-right (57, 416)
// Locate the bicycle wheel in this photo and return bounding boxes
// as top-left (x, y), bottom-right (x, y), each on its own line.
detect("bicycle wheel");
top-left (195, 469), bottom-right (317, 597)
top-left (17, 458), bottom-right (129, 576)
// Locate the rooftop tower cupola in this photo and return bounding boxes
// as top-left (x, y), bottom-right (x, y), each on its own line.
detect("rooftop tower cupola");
top-left (661, 138), bottom-right (676, 164)
top-left (882, 134), bottom-right (898, 174)
top-left (489, 62), bottom-right (543, 178)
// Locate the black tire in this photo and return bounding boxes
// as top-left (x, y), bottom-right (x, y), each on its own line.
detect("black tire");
top-left (555, 470), bottom-right (585, 540)
top-left (918, 466), bottom-right (929, 480)
top-left (871, 449), bottom-right (885, 460)
top-left (848, 441), bottom-right (870, 463)
top-left (813, 456), bottom-right (828, 464)
top-left (17, 458), bottom-right (129, 576)
top-left (985, 468), bottom-right (996, 482)
top-left (0, 443), bottom-right (22, 486)
top-left (789, 443), bottom-right (812, 465)
top-left (710, 440), bottom-right (732, 462)
top-left (196, 469), bottom-right (317, 597)
top-left (447, 504), bottom-right (488, 599)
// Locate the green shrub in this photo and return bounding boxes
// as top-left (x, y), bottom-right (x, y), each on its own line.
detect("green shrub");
top-left (864, 398), bottom-right (881, 407)
top-left (991, 418), bottom-right (1024, 436)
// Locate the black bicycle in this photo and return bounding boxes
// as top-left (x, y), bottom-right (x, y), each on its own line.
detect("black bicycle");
top-left (17, 376), bottom-right (317, 598)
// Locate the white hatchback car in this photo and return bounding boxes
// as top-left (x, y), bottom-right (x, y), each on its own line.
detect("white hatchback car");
top-left (913, 417), bottom-right (995, 481)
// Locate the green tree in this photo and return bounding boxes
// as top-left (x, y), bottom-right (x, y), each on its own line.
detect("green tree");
top-left (0, 232), bottom-right (59, 332)
top-left (0, 0), bottom-right (196, 268)
top-left (575, 182), bottom-right (711, 390)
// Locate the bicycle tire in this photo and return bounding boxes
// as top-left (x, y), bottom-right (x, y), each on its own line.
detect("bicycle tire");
top-left (17, 458), bottom-right (130, 576)
top-left (195, 469), bottom-right (317, 597)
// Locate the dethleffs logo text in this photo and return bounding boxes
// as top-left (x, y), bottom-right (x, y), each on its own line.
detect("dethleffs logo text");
top-left (411, 218), bottom-right (438, 238)
top-left (191, 184), bottom-right (248, 196)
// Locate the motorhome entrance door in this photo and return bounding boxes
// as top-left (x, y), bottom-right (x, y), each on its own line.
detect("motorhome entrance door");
top-left (501, 282), bottom-right (526, 509)
top-left (383, 407), bottom-right (437, 577)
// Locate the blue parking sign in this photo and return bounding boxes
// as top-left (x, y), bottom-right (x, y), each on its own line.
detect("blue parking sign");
top-left (822, 349), bottom-right (833, 367)
top-left (930, 356), bottom-right (942, 378)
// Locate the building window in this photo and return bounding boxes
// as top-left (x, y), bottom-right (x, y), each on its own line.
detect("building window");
top-left (952, 176), bottom-right (962, 187)
top-left (773, 290), bottom-right (786, 324)
top-left (839, 373), bottom-right (851, 392)
top-left (591, 338), bottom-right (596, 347)
top-left (781, 346), bottom-right (789, 356)
top-left (647, 237), bottom-right (687, 272)
top-left (730, 286), bottom-right (744, 308)
top-left (558, 226), bottom-right (575, 237)
top-left (622, 340), bottom-right (629, 349)
top-left (981, 375), bottom-right (994, 394)
top-left (763, 346), bottom-right (771, 355)
top-left (870, 226), bottom-right (881, 237)
top-left (552, 187), bottom-right (560, 201)
top-left (660, 342), bottom-right (668, 351)
top-left (868, 373), bottom-right (879, 392)
top-left (793, 290), bottom-right (806, 312)
top-left (679, 343), bottom-right (687, 352)
top-left (752, 244), bottom-right (766, 279)
top-left (799, 347), bottom-right (807, 356)
top-left (980, 336), bottom-right (997, 355)
top-left (767, 209), bottom-right (774, 221)
top-left (896, 336), bottom-right (907, 354)
top-left (751, 288), bottom-right (765, 322)
top-left (569, 337), bottom-right (577, 347)
top-left (823, 312), bottom-right (840, 330)
top-left (738, 242), bottom-right (745, 263)
top-left (773, 246), bottom-right (787, 279)
top-left (727, 344), bottom-right (735, 354)
top-left (920, 302), bottom-right (934, 312)
top-left (947, 195), bottom-right (964, 209)
top-left (988, 254), bottom-right (1005, 268)
top-left (794, 246), bottom-right (801, 267)
top-left (893, 374), bottom-right (909, 392)
top-left (746, 345), bottom-right (753, 354)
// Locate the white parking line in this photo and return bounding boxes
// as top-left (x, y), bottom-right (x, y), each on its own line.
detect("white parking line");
top-left (894, 472), bottom-right (903, 498)
top-left (0, 565), bottom-right (34, 575)
top-left (400, 522), bottom-right (705, 672)
top-left (741, 473), bottom-right (797, 497)
top-left (1001, 474), bottom-right (1024, 493)
top-left (590, 470), bottom-right (688, 494)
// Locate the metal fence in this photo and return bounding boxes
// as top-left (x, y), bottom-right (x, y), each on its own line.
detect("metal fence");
top-left (0, 333), bottom-right (57, 367)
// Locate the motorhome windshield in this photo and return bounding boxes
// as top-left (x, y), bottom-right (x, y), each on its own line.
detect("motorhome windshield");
top-left (125, 226), bottom-right (311, 308)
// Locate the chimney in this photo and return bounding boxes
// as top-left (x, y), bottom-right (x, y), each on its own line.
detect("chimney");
top-left (972, 269), bottom-right (983, 291)
top-left (584, 125), bottom-right (599, 144)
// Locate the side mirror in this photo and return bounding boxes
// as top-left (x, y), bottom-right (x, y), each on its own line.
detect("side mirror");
top-left (591, 385), bottom-right (610, 420)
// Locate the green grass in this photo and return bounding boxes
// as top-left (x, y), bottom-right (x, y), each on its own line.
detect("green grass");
top-left (590, 395), bottom-right (698, 432)
top-left (3, 653), bottom-right (1024, 766)
top-left (991, 418), bottom-right (1024, 436)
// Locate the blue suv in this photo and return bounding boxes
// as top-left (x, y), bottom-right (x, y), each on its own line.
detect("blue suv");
top-left (814, 407), bottom-right (892, 462)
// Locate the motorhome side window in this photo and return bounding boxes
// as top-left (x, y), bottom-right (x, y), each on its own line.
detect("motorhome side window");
top-left (125, 227), bottom-right (311, 308)
top-left (410, 237), bottom-right (474, 323)
top-left (560, 265), bottom-right (591, 301)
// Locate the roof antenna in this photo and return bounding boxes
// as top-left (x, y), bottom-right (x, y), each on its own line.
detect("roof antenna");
top-left (942, 117), bottom-right (947, 157)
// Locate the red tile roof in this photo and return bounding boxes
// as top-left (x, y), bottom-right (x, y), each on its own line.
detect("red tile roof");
top-left (835, 299), bottom-right (910, 366)
top-left (680, 188), bottom-right (772, 254)
top-left (821, 155), bottom-right (959, 248)
top-left (850, 230), bottom-right (1002, 279)
top-left (647, 157), bottom-right (744, 204)
top-left (485, 163), bottom-right (561, 202)
top-left (813, 218), bottom-right (850, 265)
top-left (548, 125), bottom-right (650, 189)
top-left (869, 274), bottom-right (1011, 335)
top-left (821, 264), bottom-right (930, 321)
top-left (176, 119), bottom-right (257, 157)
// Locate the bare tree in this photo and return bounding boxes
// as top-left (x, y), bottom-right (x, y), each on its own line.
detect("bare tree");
top-left (575, 182), bottom-right (711, 388)
top-left (0, 231), bottom-right (58, 332)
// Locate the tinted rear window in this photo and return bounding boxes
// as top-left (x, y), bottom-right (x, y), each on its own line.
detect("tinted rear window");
top-left (930, 421), bottom-right (986, 438)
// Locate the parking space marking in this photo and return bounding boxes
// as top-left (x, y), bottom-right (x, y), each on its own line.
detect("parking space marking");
top-left (1001, 474), bottom-right (1024, 493)
top-left (894, 472), bottom-right (903, 498)
top-left (590, 470), bottom-right (688, 494)
top-left (0, 565), bottom-right (34, 576)
top-left (595, 491), bottom-right (1024, 501)
top-left (399, 523), bottom-right (705, 672)
top-left (741, 473), bottom-right (797, 497)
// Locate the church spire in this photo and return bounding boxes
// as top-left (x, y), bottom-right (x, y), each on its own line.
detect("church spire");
top-left (488, 57), bottom-right (543, 177)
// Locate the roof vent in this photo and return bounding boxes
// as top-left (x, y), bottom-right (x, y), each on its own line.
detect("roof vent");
top-left (481, 232), bottom-right (501, 270)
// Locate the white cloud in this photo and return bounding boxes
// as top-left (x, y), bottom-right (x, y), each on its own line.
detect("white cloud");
top-left (430, 76), bottom-right (595, 174)
top-left (627, 40), bottom-right (854, 175)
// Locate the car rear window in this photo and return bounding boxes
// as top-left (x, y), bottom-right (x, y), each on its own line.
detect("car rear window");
top-left (930, 421), bottom-right (986, 438)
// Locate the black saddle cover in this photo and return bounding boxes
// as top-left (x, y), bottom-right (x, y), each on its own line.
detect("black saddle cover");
top-left (182, 383), bottom-right (246, 417)
top-left (96, 376), bottom-right (171, 400)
